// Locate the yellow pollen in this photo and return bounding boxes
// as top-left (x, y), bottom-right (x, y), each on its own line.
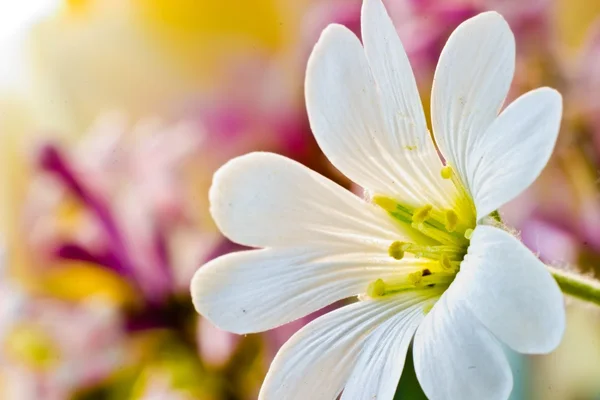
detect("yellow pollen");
top-left (367, 279), bottom-right (386, 298)
top-left (445, 210), bottom-right (459, 232)
top-left (441, 166), bottom-right (453, 179)
top-left (372, 195), bottom-right (397, 212)
top-left (413, 204), bottom-right (433, 224)
top-left (388, 241), bottom-right (405, 260)
top-left (408, 270), bottom-right (424, 286)
top-left (464, 228), bottom-right (474, 240)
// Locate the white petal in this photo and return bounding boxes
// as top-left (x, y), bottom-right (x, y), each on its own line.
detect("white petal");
top-left (210, 152), bottom-right (403, 249)
top-left (431, 12), bottom-right (515, 186)
top-left (467, 88), bottom-right (563, 219)
top-left (306, 23), bottom-right (449, 208)
top-left (260, 294), bottom-right (432, 400)
top-left (341, 299), bottom-right (429, 400)
top-left (191, 247), bottom-right (422, 334)
top-left (454, 225), bottom-right (565, 353)
top-left (360, 0), bottom-right (454, 207)
top-left (414, 287), bottom-right (513, 400)
top-left (361, 0), bottom-right (427, 146)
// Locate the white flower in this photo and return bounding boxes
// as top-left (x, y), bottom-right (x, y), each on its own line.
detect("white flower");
top-left (190, 0), bottom-right (566, 399)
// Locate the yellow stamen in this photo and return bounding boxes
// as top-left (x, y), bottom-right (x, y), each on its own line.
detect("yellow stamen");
top-left (464, 228), bottom-right (474, 240)
top-left (413, 204), bottom-right (433, 224)
top-left (408, 270), bottom-right (424, 286)
top-left (420, 270), bottom-right (456, 287)
top-left (439, 253), bottom-right (453, 271)
top-left (372, 195), bottom-right (398, 212)
top-left (440, 164), bottom-right (477, 225)
top-left (411, 221), bottom-right (466, 246)
top-left (441, 165), bottom-right (453, 179)
top-left (445, 210), bottom-right (459, 232)
top-left (367, 268), bottom-right (455, 298)
top-left (367, 279), bottom-right (386, 298)
top-left (400, 243), bottom-right (463, 260)
top-left (388, 241), bottom-right (405, 260)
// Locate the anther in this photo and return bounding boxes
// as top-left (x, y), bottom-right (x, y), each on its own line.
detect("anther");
top-left (441, 166), bottom-right (453, 179)
top-left (372, 195), bottom-right (397, 212)
top-left (408, 270), bottom-right (423, 286)
top-left (388, 241), bottom-right (405, 260)
top-left (464, 228), bottom-right (474, 240)
top-left (413, 204), bottom-right (433, 224)
top-left (445, 210), bottom-right (459, 232)
top-left (439, 253), bottom-right (453, 271)
top-left (367, 279), bottom-right (386, 298)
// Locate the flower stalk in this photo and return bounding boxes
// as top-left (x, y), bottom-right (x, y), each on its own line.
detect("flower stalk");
top-left (547, 266), bottom-right (600, 307)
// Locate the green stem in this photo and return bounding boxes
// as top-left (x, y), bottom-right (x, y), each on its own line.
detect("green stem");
top-left (547, 266), bottom-right (600, 307)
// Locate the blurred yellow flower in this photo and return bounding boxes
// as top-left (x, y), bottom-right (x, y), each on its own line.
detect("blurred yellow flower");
top-left (4, 324), bottom-right (59, 369)
top-left (42, 262), bottom-right (137, 305)
top-left (556, 0), bottom-right (600, 51)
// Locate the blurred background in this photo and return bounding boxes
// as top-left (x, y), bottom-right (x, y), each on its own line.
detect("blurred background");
top-left (0, 0), bottom-right (600, 399)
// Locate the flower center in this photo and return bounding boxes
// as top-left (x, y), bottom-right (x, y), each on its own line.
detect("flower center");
top-left (366, 166), bottom-right (476, 300)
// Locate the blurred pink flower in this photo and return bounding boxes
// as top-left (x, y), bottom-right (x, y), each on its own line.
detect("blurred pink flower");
top-left (302, 0), bottom-right (552, 88)
top-left (196, 318), bottom-right (239, 369)
top-left (24, 114), bottom-right (214, 304)
top-left (20, 114), bottom-right (261, 378)
top-left (516, 19), bottom-right (600, 267)
top-left (520, 218), bottom-right (580, 264)
top-left (0, 252), bottom-right (126, 399)
top-left (571, 19), bottom-right (600, 158)
top-left (136, 374), bottom-right (195, 400)
top-left (303, 0), bottom-right (362, 44)
top-left (180, 53), bottom-right (314, 165)
top-left (571, 21), bottom-right (600, 115)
